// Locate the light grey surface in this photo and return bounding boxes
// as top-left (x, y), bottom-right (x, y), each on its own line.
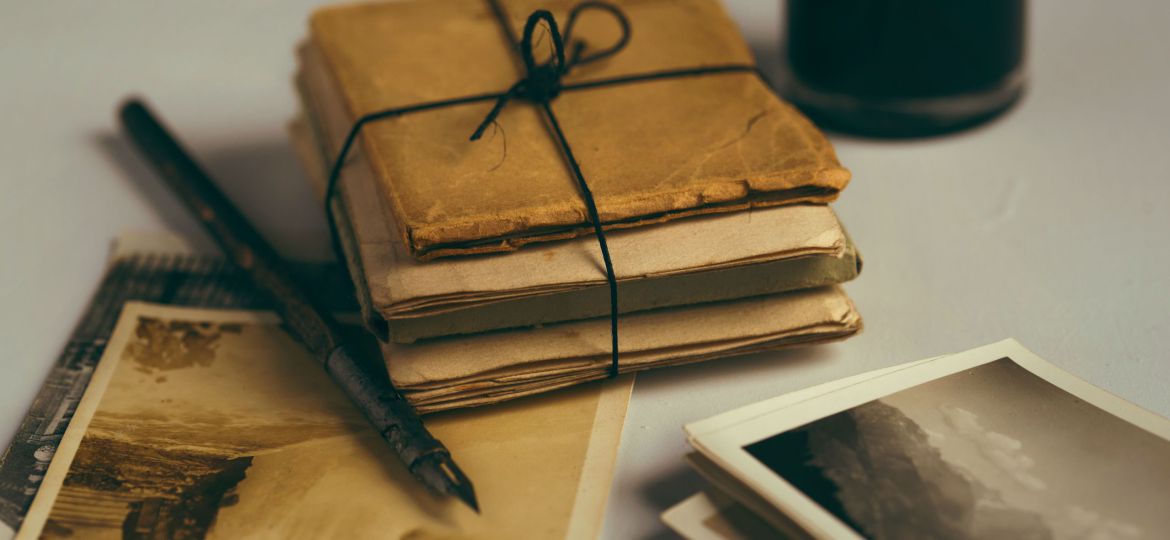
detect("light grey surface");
top-left (1, 2), bottom-right (1167, 539)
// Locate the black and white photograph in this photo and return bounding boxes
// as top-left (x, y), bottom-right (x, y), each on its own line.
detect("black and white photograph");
top-left (738, 352), bottom-right (1170, 539)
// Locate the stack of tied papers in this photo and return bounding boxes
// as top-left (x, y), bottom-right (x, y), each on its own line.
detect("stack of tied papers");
top-left (289, 0), bottom-right (864, 412)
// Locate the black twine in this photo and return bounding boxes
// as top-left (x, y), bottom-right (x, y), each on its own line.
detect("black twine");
top-left (324, 0), bottom-right (760, 379)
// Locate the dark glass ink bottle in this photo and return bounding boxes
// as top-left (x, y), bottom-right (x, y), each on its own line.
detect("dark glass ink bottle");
top-left (779, 0), bottom-right (1027, 137)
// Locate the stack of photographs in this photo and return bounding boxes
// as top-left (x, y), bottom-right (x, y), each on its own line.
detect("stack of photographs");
top-left (665, 340), bottom-right (1170, 540)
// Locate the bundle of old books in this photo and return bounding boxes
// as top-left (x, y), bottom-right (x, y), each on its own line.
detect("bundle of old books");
top-left (289, 0), bottom-right (863, 413)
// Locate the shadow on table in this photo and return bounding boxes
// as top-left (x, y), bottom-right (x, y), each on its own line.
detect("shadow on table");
top-left (641, 343), bottom-right (837, 396)
top-left (637, 463), bottom-right (708, 540)
top-left (92, 131), bottom-right (332, 262)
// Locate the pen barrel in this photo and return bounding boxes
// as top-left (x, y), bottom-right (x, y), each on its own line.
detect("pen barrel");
top-left (118, 99), bottom-right (341, 358)
top-left (325, 346), bottom-right (446, 466)
top-left (119, 98), bottom-right (450, 475)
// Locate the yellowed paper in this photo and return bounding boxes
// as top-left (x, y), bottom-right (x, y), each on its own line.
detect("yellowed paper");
top-left (18, 303), bottom-right (634, 540)
top-left (306, 0), bottom-right (850, 258)
top-left (290, 2), bottom-right (864, 414)
top-left (300, 111), bottom-right (862, 411)
top-left (387, 285), bottom-right (861, 412)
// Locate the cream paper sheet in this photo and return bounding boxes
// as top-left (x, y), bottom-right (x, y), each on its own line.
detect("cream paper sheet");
top-left (18, 303), bottom-right (635, 540)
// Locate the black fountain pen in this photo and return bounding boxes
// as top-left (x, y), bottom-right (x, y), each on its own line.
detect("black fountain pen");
top-left (118, 99), bottom-right (478, 512)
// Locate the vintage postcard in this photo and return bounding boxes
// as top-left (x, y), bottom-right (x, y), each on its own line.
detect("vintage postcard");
top-left (0, 232), bottom-right (355, 539)
top-left (17, 302), bottom-right (634, 540)
top-left (691, 339), bottom-right (1170, 539)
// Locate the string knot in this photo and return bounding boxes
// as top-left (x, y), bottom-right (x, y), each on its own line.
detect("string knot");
top-left (517, 63), bottom-right (563, 102)
top-left (470, 3), bottom-right (630, 141)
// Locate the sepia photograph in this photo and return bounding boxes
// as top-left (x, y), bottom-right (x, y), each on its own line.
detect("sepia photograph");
top-left (693, 341), bottom-right (1170, 540)
top-left (17, 302), bottom-right (633, 540)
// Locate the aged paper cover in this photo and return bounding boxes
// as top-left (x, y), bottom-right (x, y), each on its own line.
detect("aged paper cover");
top-left (18, 303), bottom-right (634, 540)
top-left (307, 0), bottom-right (850, 258)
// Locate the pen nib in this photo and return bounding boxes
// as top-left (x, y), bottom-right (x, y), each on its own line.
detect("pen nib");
top-left (414, 452), bottom-right (480, 513)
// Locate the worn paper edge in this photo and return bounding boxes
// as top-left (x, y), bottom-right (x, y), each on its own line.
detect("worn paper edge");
top-left (565, 374), bottom-right (637, 539)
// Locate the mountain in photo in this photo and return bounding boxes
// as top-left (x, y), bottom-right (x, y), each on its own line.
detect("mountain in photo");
top-left (746, 400), bottom-right (1051, 539)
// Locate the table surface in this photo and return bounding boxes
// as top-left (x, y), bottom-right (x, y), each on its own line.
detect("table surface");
top-left (2, 2), bottom-right (1168, 538)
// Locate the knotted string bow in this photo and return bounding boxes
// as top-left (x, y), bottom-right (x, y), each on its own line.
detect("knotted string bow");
top-left (470, 2), bottom-right (631, 140)
top-left (325, 0), bottom-right (760, 378)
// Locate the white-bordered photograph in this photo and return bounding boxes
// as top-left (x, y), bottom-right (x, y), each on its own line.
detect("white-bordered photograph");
top-left (690, 340), bottom-right (1170, 539)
